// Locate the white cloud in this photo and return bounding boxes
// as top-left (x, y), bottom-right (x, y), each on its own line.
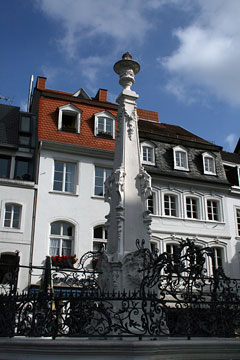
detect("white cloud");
top-left (164, 78), bottom-right (196, 105)
top-left (225, 133), bottom-right (237, 152)
top-left (160, 0), bottom-right (240, 106)
top-left (36, 0), bottom-right (152, 59)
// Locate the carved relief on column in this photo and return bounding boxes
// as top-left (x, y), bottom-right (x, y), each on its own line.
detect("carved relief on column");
top-left (116, 102), bottom-right (137, 141)
top-left (116, 106), bottom-right (124, 145)
top-left (143, 211), bottom-right (152, 237)
top-left (137, 166), bottom-right (152, 201)
top-left (104, 166), bottom-right (126, 206)
top-left (126, 104), bottom-right (137, 140)
top-left (122, 250), bottom-right (145, 290)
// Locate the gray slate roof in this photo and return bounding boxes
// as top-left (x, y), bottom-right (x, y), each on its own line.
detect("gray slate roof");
top-left (221, 151), bottom-right (240, 165)
top-left (139, 120), bottom-right (228, 185)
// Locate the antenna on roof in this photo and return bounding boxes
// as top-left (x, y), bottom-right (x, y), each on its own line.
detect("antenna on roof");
top-left (27, 75), bottom-right (34, 112)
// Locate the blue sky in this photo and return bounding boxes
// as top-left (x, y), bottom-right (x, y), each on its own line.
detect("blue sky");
top-left (0, 0), bottom-right (240, 152)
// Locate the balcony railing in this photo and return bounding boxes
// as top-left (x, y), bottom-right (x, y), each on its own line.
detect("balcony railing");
top-left (0, 240), bottom-right (239, 339)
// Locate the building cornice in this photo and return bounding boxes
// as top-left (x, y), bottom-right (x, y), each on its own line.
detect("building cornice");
top-left (40, 140), bottom-right (114, 160)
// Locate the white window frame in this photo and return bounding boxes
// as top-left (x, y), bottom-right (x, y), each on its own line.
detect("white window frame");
top-left (173, 145), bottom-right (189, 171)
top-left (202, 152), bottom-right (216, 175)
top-left (185, 196), bottom-right (200, 220)
top-left (147, 191), bottom-right (157, 215)
top-left (53, 160), bottom-right (76, 193)
top-left (93, 225), bottom-right (108, 251)
top-left (94, 111), bottom-right (115, 139)
top-left (94, 166), bottom-right (112, 197)
top-left (163, 193), bottom-right (179, 217)
top-left (49, 221), bottom-right (74, 256)
top-left (166, 243), bottom-right (179, 255)
top-left (58, 104), bottom-right (82, 134)
top-left (236, 208), bottom-right (240, 237)
top-left (211, 247), bottom-right (224, 270)
top-left (206, 199), bottom-right (221, 222)
top-left (3, 203), bottom-right (22, 229)
top-left (141, 141), bottom-right (155, 165)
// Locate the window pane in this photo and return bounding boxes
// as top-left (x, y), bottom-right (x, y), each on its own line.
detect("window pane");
top-left (62, 240), bottom-right (72, 256)
top-left (205, 157), bottom-right (214, 173)
top-left (55, 161), bottom-right (64, 172)
top-left (4, 219), bottom-right (11, 227)
top-left (94, 226), bottom-right (103, 239)
top-left (98, 117), bottom-right (105, 132)
top-left (95, 167), bottom-right (104, 195)
top-left (0, 156), bottom-right (11, 178)
top-left (20, 116), bottom-right (31, 132)
top-left (164, 195), bottom-right (177, 216)
top-left (51, 222), bottom-right (61, 235)
top-left (15, 159), bottom-right (30, 179)
top-left (19, 136), bottom-right (30, 146)
top-left (12, 206), bottom-right (20, 228)
top-left (207, 200), bottom-right (219, 221)
top-left (95, 167), bottom-right (103, 177)
top-left (54, 161), bottom-right (63, 191)
top-left (143, 146), bottom-right (153, 163)
top-left (105, 119), bottom-right (112, 133)
top-left (95, 186), bottom-right (103, 196)
top-left (62, 114), bottom-right (76, 131)
top-left (147, 195), bottom-right (154, 213)
top-left (50, 239), bottom-right (60, 256)
top-left (216, 248), bottom-right (223, 268)
top-left (53, 181), bottom-right (62, 191)
top-left (62, 223), bottom-right (73, 236)
top-left (65, 163), bottom-right (75, 192)
top-left (236, 209), bottom-right (240, 236)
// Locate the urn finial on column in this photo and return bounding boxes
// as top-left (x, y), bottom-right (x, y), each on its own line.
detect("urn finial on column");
top-left (113, 52), bottom-right (140, 90)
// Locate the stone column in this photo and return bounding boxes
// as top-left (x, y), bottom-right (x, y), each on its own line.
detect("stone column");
top-left (100, 53), bottom-right (152, 292)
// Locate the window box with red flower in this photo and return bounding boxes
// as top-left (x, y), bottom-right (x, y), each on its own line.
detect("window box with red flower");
top-left (51, 255), bottom-right (78, 269)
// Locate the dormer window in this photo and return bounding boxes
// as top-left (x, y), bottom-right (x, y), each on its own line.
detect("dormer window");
top-left (173, 146), bottom-right (189, 171)
top-left (141, 141), bottom-right (155, 165)
top-left (202, 152), bottom-right (216, 175)
top-left (94, 111), bottom-right (115, 139)
top-left (58, 104), bottom-right (82, 133)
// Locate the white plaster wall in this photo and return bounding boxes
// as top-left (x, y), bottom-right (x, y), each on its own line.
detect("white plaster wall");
top-left (0, 182), bottom-right (35, 291)
top-left (150, 179), bottom-right (240, 278)
top-left (222, 190), bottom-right (240, 278)
top-left (31, 146), bottom-right (240, 282)
top-left (31, 148), bottom-right (111, 283)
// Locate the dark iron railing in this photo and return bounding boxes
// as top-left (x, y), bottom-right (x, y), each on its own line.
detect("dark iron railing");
top-left (0, 240), bottom-right (240, 339)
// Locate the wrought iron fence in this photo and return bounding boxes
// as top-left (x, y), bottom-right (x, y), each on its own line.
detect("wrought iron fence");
top-left (0, 240), bottom-right (240, 339)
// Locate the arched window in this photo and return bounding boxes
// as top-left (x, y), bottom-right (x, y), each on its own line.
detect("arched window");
top-left (4, 203), bottom-right (22, 229)
top-left (93, 225), bottom-right (107, 251)
top-left (49, 221), bottom-right (74, 256)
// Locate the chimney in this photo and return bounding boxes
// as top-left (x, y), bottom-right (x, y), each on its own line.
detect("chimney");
top-left (95, 89), bottom-right (107, 102)
top-left (36, 77), bottom-right (46, 90)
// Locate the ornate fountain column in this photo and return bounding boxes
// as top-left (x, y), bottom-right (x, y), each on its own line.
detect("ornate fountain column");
top-left (101, 53), bottom-right (152, 292)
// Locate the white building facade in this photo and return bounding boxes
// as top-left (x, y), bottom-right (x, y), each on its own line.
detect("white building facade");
top-left (1, 74), bottom-right (240, 292)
